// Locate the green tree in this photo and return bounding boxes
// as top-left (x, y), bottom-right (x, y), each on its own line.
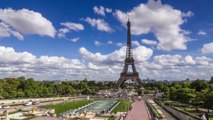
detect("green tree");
top-left (81, 88), bottom-right (95, 95)
top-left (169, 87), bottom-right (177, 100)
top-left (16, 90), bottom-right (25, 98)
top-left (203, 84), bottom-right (213, 112)
top-left (209, 76), bottom-right (213, 84)
top-left (65, 85), bottom-right (75, 95)
top-left (191, 92), bottom-right (204, 111)
top-left (176, 88), bottom-right (195, 104)
top-left (172, 82), bottom-right (182, 89)
top-left (0, 80), bottom-right (5, 98)
top-left (23, 78), bottom-right (39, 97)
top-left (182, 81), bottom-right (191, 88)
top-left (190, 80), bottom-right (207, 92)
top-left (162, 86), bottom-right (170, 100)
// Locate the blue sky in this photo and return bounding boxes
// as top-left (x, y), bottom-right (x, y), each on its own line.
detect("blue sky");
top-left (0, 0), bottom-right (212, 81)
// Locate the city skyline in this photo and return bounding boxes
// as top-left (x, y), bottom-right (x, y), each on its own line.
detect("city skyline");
top-left (0, 0), bottom-right (212, 80)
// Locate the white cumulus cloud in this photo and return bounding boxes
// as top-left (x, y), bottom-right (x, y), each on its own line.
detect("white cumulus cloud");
top-left (57, 22), bottom-right (84, 39)
top-left (0, 45), bottom-right (212, 81)
top-left (147, 54), bottom-right (211, 70)
top-left (141, 39), bottom-right (157, 45)
top-left (0, 22), bottom-right (24, 40)
top-left (84, 17), bottom-right (112, 32)
top-left (79, 45), bottom-right (153, 64)
top-left (70, 37), bottom-right (80, 42)
top-left (0, 45), bottom-right (85, 80)
top-left (107, 40), bottom-right (113, 45)
top-left (94, 40), bottom-right (102, 46)
top-left (132, 41), bottom-right (140, 46)
top-left (0, 46), bottom-right (36, 64)
top-left (197, 30), bottom-right (207, 35)
top-left (201, 42), bottom-right (213, 54)
top-left (184, 55), bottom-right (196, 65)
top-left (114, 0), bottom-right (192, 51)
top-left (93, 6), bottom-right (112, 16)
top-left (116, 42), bottom-right (124, 47)
top-left (57, 28), bottom-right (69, 38)
top-left (61, 22), bottom-right (84, 31)
top-left (0, 8), bottom-right (56, 38)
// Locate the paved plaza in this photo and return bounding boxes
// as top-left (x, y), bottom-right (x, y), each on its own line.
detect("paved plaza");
top-left (125, 100), bottom-right (150, 120)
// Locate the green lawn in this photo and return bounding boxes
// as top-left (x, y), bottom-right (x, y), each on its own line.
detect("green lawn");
top-left (111, 99), bottom-right (132, 112)
top-left (108, 116), bottom-right (115, 120)
top-left (175, 107), bottom-right (200, 115)
top-left (41, 99), bottom-right (93, 115)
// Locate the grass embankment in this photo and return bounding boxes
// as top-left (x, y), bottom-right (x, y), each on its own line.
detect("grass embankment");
top-left (111, 99), bottom-right (132, 112)
top-left (162, 100), bottom-right (213, 120)
top-left (41, 99), bottom-right (92, 115)
top-left (108, 116), bottom-right (115, 120)
top-left (175, 107), bottom-right (213, 120)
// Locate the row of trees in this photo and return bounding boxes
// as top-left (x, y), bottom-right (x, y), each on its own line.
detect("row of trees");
top-left (0, 77), bottom-right (115, 99)
top-left (1, 76), bottom-right (212, 112)
top-left (143, 77), bottom-right (213, 112)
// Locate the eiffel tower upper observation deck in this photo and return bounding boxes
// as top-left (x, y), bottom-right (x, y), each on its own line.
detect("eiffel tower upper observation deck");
top-left (116, 19), bottom-right (142, 88)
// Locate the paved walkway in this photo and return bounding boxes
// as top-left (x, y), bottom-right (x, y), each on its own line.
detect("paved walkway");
top-left (125, 100), bottom-right (150, 120)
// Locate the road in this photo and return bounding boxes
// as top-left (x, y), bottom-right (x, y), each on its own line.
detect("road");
top-left (125, 100), bottom-right (150, 120)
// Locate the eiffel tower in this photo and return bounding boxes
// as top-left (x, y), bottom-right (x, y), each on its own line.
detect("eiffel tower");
top-left (116, 19), bottom-right (142, 88)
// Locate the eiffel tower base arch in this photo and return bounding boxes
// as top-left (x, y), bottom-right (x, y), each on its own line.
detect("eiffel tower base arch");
top-left (116, 73), bottom-right (142, 88)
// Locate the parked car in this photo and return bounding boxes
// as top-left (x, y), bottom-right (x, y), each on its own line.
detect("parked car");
top-left (33, 101), bottom-right (40, 105)
top-left (2, 105), bottom-right (10, 109)
top-left (24, 102), bottom-right (32, 106)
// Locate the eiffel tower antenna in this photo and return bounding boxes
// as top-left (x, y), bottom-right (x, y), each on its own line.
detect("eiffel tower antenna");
top-left (116, 19), bottom-right (142, 88)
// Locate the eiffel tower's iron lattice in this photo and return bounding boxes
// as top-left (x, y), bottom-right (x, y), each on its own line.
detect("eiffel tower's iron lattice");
top-left (116, 20), bottom-right (142, 88)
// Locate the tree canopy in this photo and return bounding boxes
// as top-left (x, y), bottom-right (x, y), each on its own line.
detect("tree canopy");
top-left (0, 77), bottom-right (115, 99)
top-left (143, 77), bottom-right (213, 112)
